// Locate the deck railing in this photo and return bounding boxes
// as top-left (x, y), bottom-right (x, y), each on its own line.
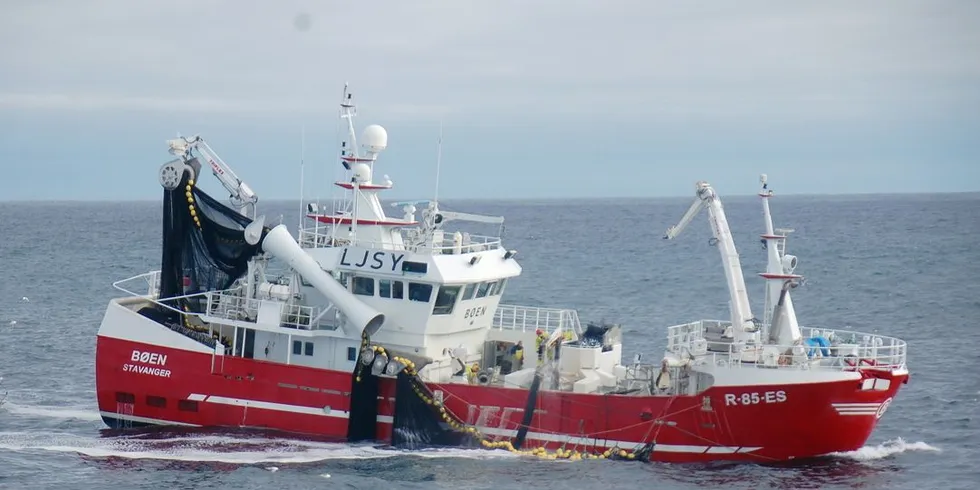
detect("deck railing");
top-left (113, 270), bottom-right (163, 299)
top-left (297, 226), bottom-right (502, 254)
top-left (204, 290), bottom-right (327, 330)
top-left (112, 270), bottom-right (331, 331)
top-left (491, 304), bottom-right (582, 336)
top-left (665, 319), bottom-right (907, 371)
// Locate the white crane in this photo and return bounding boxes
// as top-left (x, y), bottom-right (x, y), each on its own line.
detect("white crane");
top-left (664, 181), bottom-right (758, 342)
top-left (166, 135), bottom-right (258, 218)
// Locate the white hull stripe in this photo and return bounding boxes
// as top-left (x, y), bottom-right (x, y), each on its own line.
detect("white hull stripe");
top-left (831, 402), bottom-right (881, 416)
top-left (186, 394), bottom-right (761, 455)
top-left (100, 411), bottom-right (200, 427)
top-left (189, 393), bottom-right (394, 423)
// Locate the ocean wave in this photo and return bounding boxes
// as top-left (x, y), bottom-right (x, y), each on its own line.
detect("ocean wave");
top-left (831, 437), bottom-right (940, 461)
top-left (0, 430), bottom-right (520, 465)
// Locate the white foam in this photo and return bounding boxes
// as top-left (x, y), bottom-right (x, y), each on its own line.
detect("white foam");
top-left (831, 437), bottom-right (940, 461)
top-left (3, 402), bottom-right (103, 422)
top-left (0, 431), bottom-right (519, 465)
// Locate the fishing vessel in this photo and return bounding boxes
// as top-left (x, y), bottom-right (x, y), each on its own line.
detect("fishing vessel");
top-left (95, 86), bottom-right (909, 463)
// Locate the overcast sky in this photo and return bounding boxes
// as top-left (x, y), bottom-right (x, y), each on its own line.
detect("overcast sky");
top-left (1, 0), bottom-right (977, 201)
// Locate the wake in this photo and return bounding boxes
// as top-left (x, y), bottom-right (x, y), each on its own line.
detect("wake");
top-left (831, 437), bottom-right (940, 461)
top-left (3, 402), bottom-right (103, 422)
top-left (2, 400), bottom-right (938, 465)
top-left (0, 431), bottom-right (520, 465)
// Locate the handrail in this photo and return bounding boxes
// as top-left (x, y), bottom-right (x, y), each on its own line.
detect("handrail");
top-left (112, 271), bottom-right (324, 330)
top-left (491, 304), bottom-right (582, 336)
top-left (665, 319), bottom-right (907, 371)
top-left (297, 226), bottom-right (502, 254)
top-left (111, 270), bottom-right (216, 318)
top-left (112, 270), bottom-right (162, 298)
top-left (204, 290), bottom-right (328, 330)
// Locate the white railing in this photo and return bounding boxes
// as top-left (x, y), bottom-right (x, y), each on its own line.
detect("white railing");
top-left (491, 304), bottom-right (582, 336)
top-left (113, 270), bottom-right (163, 299)
top-left (665, 319), bottom-right (908, 371)
top-left (298, 227), bottom-right (351, 249)
top-left (297, 226), bottom-right (502, 254)
top-left (204, 290), bottom-right (329, 330)
top-left (112, 270), bottom-right (334, 331)
top-left (429, 234), bottom-right (502, 254)
top-left (112, 270), bottom-right (213, 317)
top-left (666, 319), bottom-right (719, 353)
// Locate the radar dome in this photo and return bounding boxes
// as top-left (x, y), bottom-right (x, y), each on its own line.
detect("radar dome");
top-left (361, 124), bottom-right (388, 153)
top-left (351, 162), bottom-right (372, 183)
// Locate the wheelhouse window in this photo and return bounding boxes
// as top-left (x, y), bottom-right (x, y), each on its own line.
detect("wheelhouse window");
top-left (462, 283), bottom-right (477, 301)
top-left (402, 261), bottom-right (428, 275)
top-left (379, 279), bottom-right (404, 299)
top-left (433, 286), bottom-right (461, 315)
top-left (494, 278), bottom-right (507, 296)
top-left (352, 276), bottom-right (374, 296)
top-left (476, 281), bottom-right (492, 298)
top-left (408, 282), bottom-right (433, 302)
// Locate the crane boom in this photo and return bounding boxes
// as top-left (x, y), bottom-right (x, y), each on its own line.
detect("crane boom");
top-left (167, 135), bottom-right (258, 218)
top-left (663, 197), bottom-right (705, 240)
top-left (664, 181), bottom-right (756, 340)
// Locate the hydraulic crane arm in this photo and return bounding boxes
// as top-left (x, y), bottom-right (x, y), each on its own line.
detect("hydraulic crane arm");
top-left (663, 196), bottom-right (705, 240)
top-left (435, 210), bottom-right (504, 225)
top-left (664, 181), bottom-right (757, 339)
top-left (167, 135), bottom-right (258, 218)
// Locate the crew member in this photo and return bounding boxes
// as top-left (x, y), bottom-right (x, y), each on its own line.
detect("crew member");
top-left (467, 362), bottom-right (480, 384)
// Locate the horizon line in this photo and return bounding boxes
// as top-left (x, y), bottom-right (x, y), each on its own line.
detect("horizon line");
top-left (1, 189), bottom-right (977, 204)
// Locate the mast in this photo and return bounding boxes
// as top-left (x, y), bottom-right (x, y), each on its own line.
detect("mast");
top-left (303, 85), bottom-right (406, 249)
top-left (298, 124), bottom-right (305, 234)
top-left (339, 84), bottom-right (358, 243)
top-left (434, 121), bottom-right (443, 205)
top-left (756, 174), bottom-right (803, 345)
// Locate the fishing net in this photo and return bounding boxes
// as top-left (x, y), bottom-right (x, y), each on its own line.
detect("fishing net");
top-left (347, 343), bottom-right (382, 442)
top-left (346, 345), bottom-right (656, 461)
top-left (390, 371), bottom-right (480, 449)
top-left (156, 158), bottom-right (264, 320)
top-left (346, 345), bottom-right (480, 448)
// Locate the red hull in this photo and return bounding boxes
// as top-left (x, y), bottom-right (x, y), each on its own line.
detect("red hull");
top-left (95, 334), bottom-right (908, 463)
